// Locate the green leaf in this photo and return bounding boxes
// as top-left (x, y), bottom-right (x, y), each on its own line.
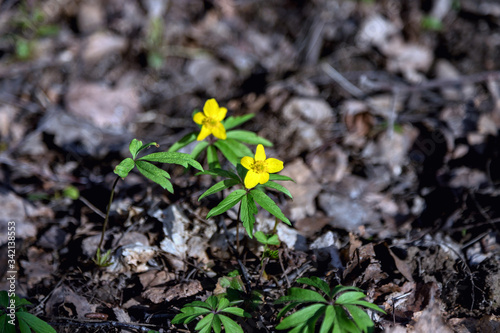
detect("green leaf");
top-left (129, 139), bottom-right (143, 159)
top-left (334, 306), bottom-right (360, 333)
top-left (211, 314), bottom-right (222, 333)
top-left (275, 303), bottom-right (325, 330)
top-left (219, 314), bottom-right (244, 333)
top-left (269, 174), bottom-right (295, 182)
top-left (226, 130), bottom-right (273, 146)
top-left (220, 307), bottom-right (250, 318)
top-left (330, 285), bottom-right (362, 299)
top-left (344, 304), bottom-right (373, 333)
top-left (250, 190), bottom-right (291, 225)
top-left (196, 168), bottom-right (240, 180)
top-left (214, 140), bottom-right (243, 166)
top-left (319, 305), bottom-right (335, 333)
top-left (16, 312), bottom-right (56, 333)
top-left (199, 179), bottom-right (240, 201)
top-left (206, 190), bottom-right (246, 219)
top-left (195, 313), bottom-right (215, 332)
top-left (236, 163), bottom-right (247, 180)
top-left (222, 114), bottom-right (255, 130)
top-left (297, 277), bottom-right (331, 297)
top-left (276, 302), bottom-right (300, 319)
top-left (275, 288), bottom-right (328, 304)
top-left (191, 141), bottom-right (210, 159)
top-left (254, 231), bottom-right (280, 246)
top-left (135, 160), bottom-right (173, 193)
top-left (139, 152), bottom-right (203, 171)
top-left (240, 192), bottom-right (257, 238)
top-left (168, 132), bottom-right (198, 152)
top-left (0, 291), bottom-right (9, 308)
top-left (207, 145), bottom-right (221, 169)
top-left (205, 296), bottom-right (218, 310)
top-left (262, 181), bottom-right (293, 199)
top-left (335, 292), bottom-right (367, 305)
top-left (114, 158), bottom-right (135, 178)
top-left (217, 298), bottom-right (230, 312)
top-left (18, 316), bottom-right (31, 333)
top-left (1, 314), bottom-right (16, 333)
top-left (350, 300), bottom-right (386, 314)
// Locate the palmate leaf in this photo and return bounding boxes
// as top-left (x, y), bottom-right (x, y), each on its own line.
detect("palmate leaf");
top-left (344, 304), bottom-right (373, 333)
top-left (330, 285), bottom-right (363, 299)
top-left (250, 190), bottom-right (291, 225)
top-left (135, 160), bottom-right (173, 193)
top-left (333, 306), bottom-right (359, 333)
top-left (199, 179), bottom-right (240, 201)
top-left (16, 311), bottom-right (56, 333)
top-left (275, 303), bottom-right (326, 331)
top-left (335, 292), bottom-right (367, 305)
top-left (195, 313), bottom-right (216, 333)
top-left (319, 305), bottom-right (336, 333)
top-left (206, 190), bottom-right (246, 219)
top-left (168, 132), bottom-right (197, 152)
top-left (240, 192), bottom-right (258, 237)
top-left (139, 151), bottom-right (203, 171)
top-left (222, 114), bottom-right (255, 130)
top-left (114, 158), bottom-right (135, 178)
top-left (219, 314), bottom-right (244, 333)
top-left (226, 130), bottom-right (273, 146)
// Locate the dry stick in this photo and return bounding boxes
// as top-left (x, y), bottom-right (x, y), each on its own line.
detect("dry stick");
top-left (49, 318), bottom-right (158, 332)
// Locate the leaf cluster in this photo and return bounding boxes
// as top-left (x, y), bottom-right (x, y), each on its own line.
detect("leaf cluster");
top-left (197, 167), bottom-right (293, 238)
top-left (275, 277), bottom-right (386, 333)
top-left (169, 114), bottom-right (272, 167)
top-left (0, 291), bottom-right (55, 333)
top-left (171, 295), bottom-right (250, 333)
top-left (114, 139), bottom-right (203, 193)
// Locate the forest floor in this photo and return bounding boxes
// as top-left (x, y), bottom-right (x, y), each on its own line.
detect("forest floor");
top-left (1, 0), bottom-right (500, 332)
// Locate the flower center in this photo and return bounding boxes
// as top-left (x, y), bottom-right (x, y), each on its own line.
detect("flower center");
top-left (202, 117), bottom-right (218, 129)
top-left (252, 161), bottom-right (267, 174)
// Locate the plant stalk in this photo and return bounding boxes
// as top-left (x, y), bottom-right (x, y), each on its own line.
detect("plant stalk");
top-left (97, 175), bottom-right (120, 251)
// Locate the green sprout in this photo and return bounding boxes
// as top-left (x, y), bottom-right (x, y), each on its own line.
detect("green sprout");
top-left (169, 99), bottom-right (272, 168)
top-left (0, 291), bottom-right (55, 333)
top-left (216, 271), bottom-right (264, 312)
top-left (197, 144), bottom-right (293, 249)
top-left (275, 277), bottom-right (386, 333)
top-left (172, 295), bottom-right (250, 333)
top-left (254, 230), bottom-right (281, 278)
top-left (93, 138), bottom-right (203, 266)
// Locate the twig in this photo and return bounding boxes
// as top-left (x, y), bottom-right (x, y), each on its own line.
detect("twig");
top-left (321, 62), bottom-right (365, 98)
top-left (49, 317), bottom-right (159, 332)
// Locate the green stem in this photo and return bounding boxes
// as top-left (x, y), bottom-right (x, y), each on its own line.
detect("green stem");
top-left (236, 202), bottom-right (242, 254)
top-left (97, 175), bottom-right (120, 251)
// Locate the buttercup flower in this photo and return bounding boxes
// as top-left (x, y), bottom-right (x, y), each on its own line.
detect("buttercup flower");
top-left (193, 98), bottom-right (227, 141)
top-left (241, 144), bottom-right (284, 189)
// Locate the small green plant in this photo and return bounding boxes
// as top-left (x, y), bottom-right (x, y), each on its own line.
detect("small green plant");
top-left (0, 291), bottom-right (55, 333)
top-left (197, 144), bottom-right (293, 246)
top-left (170, 99), bottom-right (272, 168)
top-left (215, 271), bottom-right (264, 312)
top-left (421, 15), bottom-right (443, 31)
top-left (172, 295), bottom-right (250, 333)
top-left (93, 138), bottom-right (203, 266)
top-left (254, 230), bottom-right (281, 278)
top-left (275, 277), bottom-right (386, 333)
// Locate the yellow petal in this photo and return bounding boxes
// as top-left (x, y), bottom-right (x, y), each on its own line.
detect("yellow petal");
top-left (211, 122), bottom-right (227, 140)
top-left (197, 126), bottom-right (211, 141)
top-left (265, 158), bottom-right (284, 173)
top-left (203, 98), bottom-right (219, 118)
top-left (259, 172), bottom-right (270, 185)
top-left (241, 156), bottom-right (255, 170)
top-left (255, 144), bottom-right (266, 161)
top-left (214, 107), bottom-right (227, 121)
top-left (244, 170), bottom-right (260, 189)
top-left (193, 112), bottom-right (206, 125)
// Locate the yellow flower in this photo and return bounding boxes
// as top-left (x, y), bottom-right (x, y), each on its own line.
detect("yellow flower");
top-left (193, 98), bottom-right (227, 141)
top-left (241, 144), bottom-right (283, 189)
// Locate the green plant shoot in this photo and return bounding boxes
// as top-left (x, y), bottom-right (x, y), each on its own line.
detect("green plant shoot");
top-left (0, 291), bottom-right (56, 333)
top-left (94, 139), bottom-right (203, 266)
top-left (169, 98), bottom-right (272, 168)
top-left (172, 295), bottom-right (250, 333)
top-left (275, 277), bottom-right (386, 333)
